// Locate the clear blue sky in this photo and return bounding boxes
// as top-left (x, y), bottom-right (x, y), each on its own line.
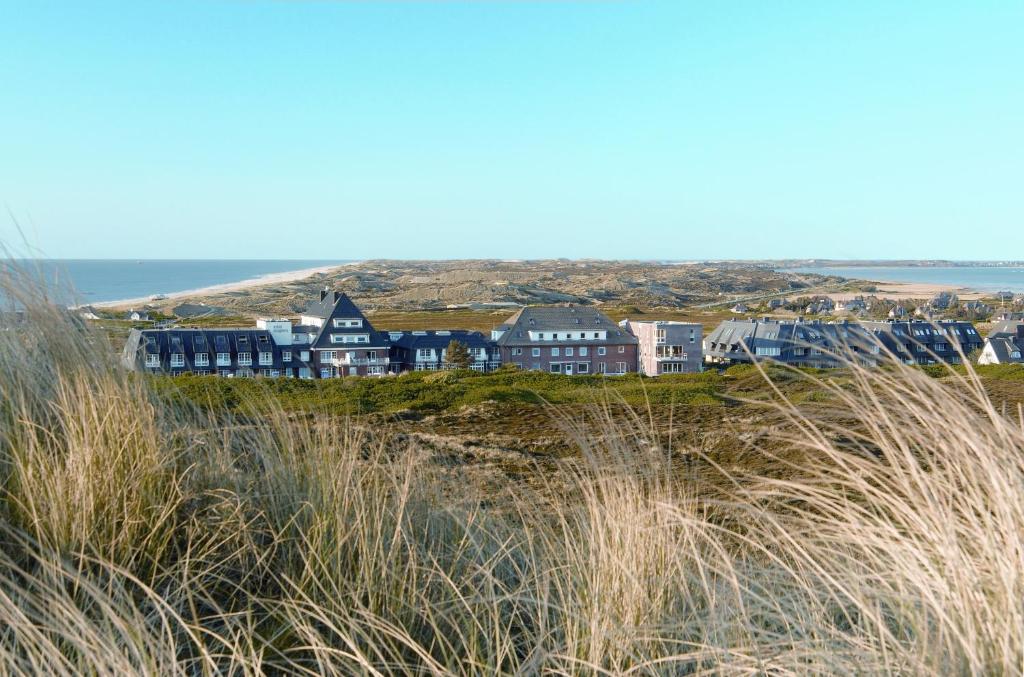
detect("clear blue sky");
top-left (1, 1), bottom-right (1021, 260)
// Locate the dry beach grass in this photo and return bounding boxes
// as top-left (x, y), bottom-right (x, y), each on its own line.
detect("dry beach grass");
top-left (1, 270), bottom-right (1023, 675)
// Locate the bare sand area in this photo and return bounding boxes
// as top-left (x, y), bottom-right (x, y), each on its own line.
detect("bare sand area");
top-left (825, 281), bottom-right (986, 302)
top-left (94, 264), bottom-right (348, 309)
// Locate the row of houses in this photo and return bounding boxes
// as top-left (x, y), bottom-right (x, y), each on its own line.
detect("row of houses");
top-left (704, 317), bottom-right (984, 368)
top-left (124, 289), bottom-right (705, 378)
top-left (123, 289), bottom-right (1024, 378)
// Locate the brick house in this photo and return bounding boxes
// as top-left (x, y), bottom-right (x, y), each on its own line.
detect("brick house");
top-left (493, 306), bottom-right (638, 375)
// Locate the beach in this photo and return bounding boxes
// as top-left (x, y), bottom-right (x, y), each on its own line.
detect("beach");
top-left (826, 281), bottom-right (987, 302)
top-left (92, 263), bottom-right (348, 309)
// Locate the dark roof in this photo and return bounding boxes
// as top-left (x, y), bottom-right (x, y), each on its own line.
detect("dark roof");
top-left (391, 330), bottom-right (495, 351)
top-left (986, 337), bottom-right (1024, 363)
top-left (123, 328), bottom-right (315, 372)
top-left (306, 291), bottom-right (389, 350)
top-left (496, 306), bottom-right (637, 347)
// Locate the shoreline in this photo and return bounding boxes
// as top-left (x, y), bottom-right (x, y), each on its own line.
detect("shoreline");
top-left (824, 279), bottom-right (988, 302)
top-left (91, 263), bottom-right (353, 309)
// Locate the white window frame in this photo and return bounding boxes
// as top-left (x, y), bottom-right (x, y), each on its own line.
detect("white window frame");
top-left (598, 347), bottom-right (607, 356)
top-left (237, 352), bottom-right (252, 366)
top-left (551, 347), bottom-right (560, 357)
top-left (258, 351), bottom-right (273, 366)
top-left (282, 351), bottom-right (291, 362)
top-left (580, 346), bottom-right (588, 356)
top-left (532, 347), bottom-right (540, 357)
top-left (170, 353), bottom-right (185, 368)
top-left (565, 347), bottom-right (574, 357)
top-left (145, 354), bottom-right (160, 367)
top-left (195, 352), bottom-right (209, 367)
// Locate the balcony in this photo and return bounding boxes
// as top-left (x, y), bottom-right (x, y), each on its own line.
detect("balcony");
top-left (331, 355), bottom-right (390, 366)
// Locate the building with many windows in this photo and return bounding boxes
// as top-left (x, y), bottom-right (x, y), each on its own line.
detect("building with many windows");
top-left (621, 319), bottom-right (703, 375)
top-left (704, 318), bottom-right (881, 368)
top-left (388, 330), bottom-right (502, 372)
top-left (492, 306), bottom-right (638, 375)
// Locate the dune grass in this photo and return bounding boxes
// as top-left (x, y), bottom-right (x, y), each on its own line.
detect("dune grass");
top-left (1, 271), bottom-right (1023, 675)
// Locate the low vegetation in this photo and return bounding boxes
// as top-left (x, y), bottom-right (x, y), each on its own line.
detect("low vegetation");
top-left (2, 273), bottom-right (1024, 674)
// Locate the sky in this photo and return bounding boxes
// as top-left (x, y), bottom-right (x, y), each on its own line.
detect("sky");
top-left (1, 1), bottom-right (1022, 261)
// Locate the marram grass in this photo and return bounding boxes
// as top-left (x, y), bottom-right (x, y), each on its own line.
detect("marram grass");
top-left (0, 273), bottom-right (1022, 675)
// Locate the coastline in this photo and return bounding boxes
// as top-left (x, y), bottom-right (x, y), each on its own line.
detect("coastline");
top-left (92, 263), bottom-right (351, 309)
top-left (825, 280), bottom-right (987, 302)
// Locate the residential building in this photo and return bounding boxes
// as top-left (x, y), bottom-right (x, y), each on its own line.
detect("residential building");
top-left (126, 309), bottom-right (151, 322)
top-left (621, 320), bottom-right (702, 375)
top-left (389, 330), bottom-right (501, 372)
top-left (979, 322), bottom-right (1024, 365)
top-left (300, 290), bottom-right (393, 377)
top-left (493, 306), bottom-right (638, 375)
top-left (859, 320), bottom-right (983, 365)
top-left (730, 303), bottom-right (749, 314)
top-left (122, 327), bottom-right (316, 378)
top-left (704, 318), bottom-right (881, 369)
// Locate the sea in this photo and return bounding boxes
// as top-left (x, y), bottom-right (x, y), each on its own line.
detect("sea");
top-left (1, 259), bottom-right (350, 306)
top-left (780, 266), bottom-right (1024, 293)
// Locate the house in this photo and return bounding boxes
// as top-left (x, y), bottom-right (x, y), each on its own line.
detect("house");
top-left (621, 320), bottom-right (702, 375)
top-left (389, 330), bottom-right (501, 372)
top-left (301, 290), bottom-right (392, 377)
top-left (929, 292), bottom-right (958, 310)
top-left (961, 300), bottom-right (992, 316)
top-left (122, 327), bottom-right (316, 378)
top-left (126, 309), bottom-right (151, 322)
top-left (888, 305), bottom-right (909, 319)
top-left (767, 299), bottom-right (785, 309)
top-left (859, 320), bottom-right (983, 365)
top-left (730, 303), bottom-right (749, 314)
top-left (804, 297), bottom-right (835, 315)
top-left (834, 297), bottom-right (866, 315)
top-left (493, 305), bottom-right (638, 375)
top-left (979, 323), bottom-right (1024, 365)
top-left (703, 318), bottom-right (880, 369)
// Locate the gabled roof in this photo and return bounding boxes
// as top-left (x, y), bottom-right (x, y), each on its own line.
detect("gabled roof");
top-left (392, 330), bottom-right (495, 351)
top-left (307, 291), bottom-right (389, 350)
top-left (986, 336), bottom-right (1024, 363)
top-left (496, 305), bottom-right (637, 347)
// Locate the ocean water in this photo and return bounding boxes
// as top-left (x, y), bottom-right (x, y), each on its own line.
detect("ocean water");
top-left (782, 266), bottom-right (1024, 293)
top-left (2, 259), bottom-right (349, 305)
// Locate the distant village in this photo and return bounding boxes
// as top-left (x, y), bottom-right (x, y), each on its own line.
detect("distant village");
top-left (117, 287), bottom-right (1024, 379)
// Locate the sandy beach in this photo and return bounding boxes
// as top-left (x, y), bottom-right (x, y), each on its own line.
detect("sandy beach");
top-left (824, 281), bottom-right (987, 302)
top-left (92, 263), bottom-right (349, 309)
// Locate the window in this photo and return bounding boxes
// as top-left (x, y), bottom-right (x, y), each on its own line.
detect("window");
top-left (656, 329), bottom-right (666, 344)
top-left (300, 351), bottom-right (310, 361)
top-left (512, 347), bottom-right (522, 356)
top-left (550, 363), bottom-right (562, 373)
top-left (320, 368), bottom-right (332, 378)
top-left (195, 352), bottom-right (209, 366)
top-left (217, 352), bottom-right (231, 366)
top-left (237, 352), bottom-right (252, 366)
top-left (580, 347), bottom-right (588, 356)
top-left (598, 347), bottom-right (607, 356)
top-left (565, 347), bottom-right (574, 356)
top-left (597, 362), bottom-right (607, 373)
top-left (617, 362), bottom-right (627, 373)
top-left (145, 354), bottom-right (160, 368)
top-left (321, 351), bottom-right (337, 362)
top-left (282, 351), bottom-right (291, 362)
top-left (551, 347), bottom-right (560, 357)
top-left (538, 332), bottom-right (545, 340)
top-left (259, 352), bottom-right (272, 366)
top-left (532, 347), bottom-right (540, 357)
top-left (261, 369), bottom-right (273, 377)
top-left (299, 367), bottom-right (312, 379)
top-left (755, 346), bottom-right (781, 356)
top-left (333, 318), bottom-right (363, 328)
top-left (331, 333), bottom-right (369, 344)
top-left (577, 362), bottom-right (589, 373)
top-left (196, 370), bottom-right (209, 376)
top-left (170, 353), bottom-right (185, 368)
top-left (417, 348), bottom-right (432, 359)
top-left (618, 346), bottom-right (625, 353)
top-left (593, 332), bottom-right (600, 339)
top-left (367, 366), bottom-right (383, 375)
